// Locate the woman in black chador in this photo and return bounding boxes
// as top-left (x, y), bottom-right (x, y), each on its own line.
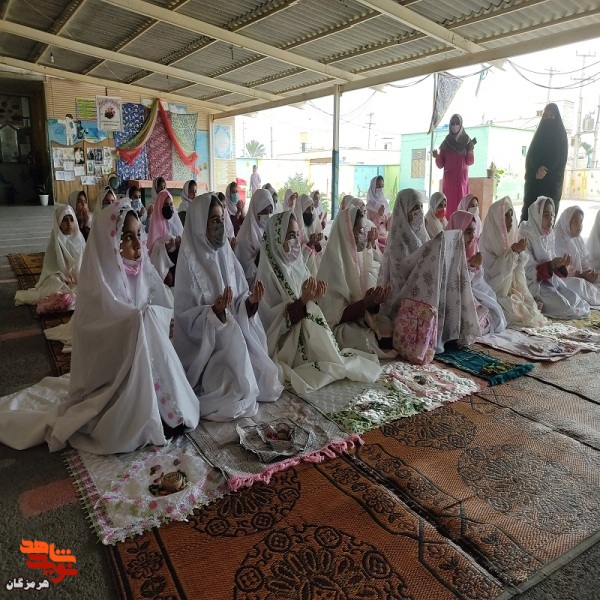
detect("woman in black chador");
top-left (521, 103), bottom-right (569, 222)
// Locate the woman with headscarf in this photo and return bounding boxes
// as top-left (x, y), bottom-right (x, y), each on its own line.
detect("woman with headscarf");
top-left (293, 193), bottom-right (325, 277)
top-left (378, 189), bottom-right (481, 351)
top-left (74, 191), bottom-right (92, 240)
top-left (224, 181), bottom-right (245, 236)
top-left (263, 183), bottom-right (281, 214)
top-left (235, 189), bottom-right (274, 287)
top-left (151, 176), bottom-right (167, 205)
top-left (126, 186), bottom-right (146, 226)
top-left (365, 176), bottom-right (392, 250)
top-left (15, 205), bottom-right (85, 312)
top-left (283, 189), bottom-right (298, 212)
top-left (173, 194), bottom-right (282, 421)
top-left (311, 190), bottom-right (327, 230)
top-left (98, 186), bottom-right (117, 211)
top-left (433, 114), bottom-right (475, 217)
top-left (521, 103), bottom-right (569, 221)
top-left (0, 199), bottom-right (200, 453)
top-left (177, 179), bottom-right (197, 226)
top-left (555, 206), bottom-right (600, 303)
top-left (318, 206), bottom-right (395, 357)
top-left (447, 210), bottom-right (507, 335)
top-left (147, 190), bottom-right (184, 287)
top-left (339, 194), bottom-right (355, 212)
top-left (586, 210), bottom-right (600, 270)
top-left (256, 210), bottom-right (381, 395)
top-left (518, 196), bottom-right (590, 318)
top-left (458, 193), bottom-right (482, 240)
top-left (424, 191), bottom-right (448, 238)
top-left (480, 197), bottom-right (546, 327)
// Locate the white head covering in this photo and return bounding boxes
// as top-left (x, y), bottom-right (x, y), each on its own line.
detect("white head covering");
top-left (340, 195), bottom-right (355, 211)
top-left (365, 176), bottom-right (390, 214)
top-left (293, 193), bottom-right (322, 243)
top-left (318, 206), bottom-right (374, 326)
top-left (235, 189), bottom-right (273, 283)
top-left (458, 194), bottom-right (482, 238)
top-left (283, 189), bottom-right (296, 210)
top-left (150, 177), bottom-right (166, 203)
top-left (97, 186), bottom-right (117, 211)
top-left (586, 209), bottom-right (600, 268)
top-left (518, 196), bottom-right (555, 263)
top-left (425, 192), bottom-right (448, 238)
top-left (146, 190), bottom-right (184, 254)
top-left (480, 196), bottom-right (518, 260)
top-left (555, 206), bottom-right (589, 273)
top-left (39, 205), bottom-right (86, 288)
top-left (311, 190), bottom-right (325, 218)
top-left (224, 182), bottom-right (239, 216)
top-left (178, 179), bottom-right (196, 213)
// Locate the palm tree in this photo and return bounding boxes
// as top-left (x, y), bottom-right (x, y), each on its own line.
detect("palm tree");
top-left (245, 139), bottom-right (266, 157)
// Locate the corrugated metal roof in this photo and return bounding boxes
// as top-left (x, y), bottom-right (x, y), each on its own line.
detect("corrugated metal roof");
top-left (2, 0), bottom-right (599, 114)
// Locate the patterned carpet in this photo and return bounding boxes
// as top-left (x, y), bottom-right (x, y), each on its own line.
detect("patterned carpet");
top-left (107, 380), bottom-right (600, 599)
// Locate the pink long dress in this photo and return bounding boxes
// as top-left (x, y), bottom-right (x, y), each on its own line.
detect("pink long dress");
top-left (435, 147), bottom-right (474, 218)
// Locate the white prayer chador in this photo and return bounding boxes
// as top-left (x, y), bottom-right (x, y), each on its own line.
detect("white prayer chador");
top-left (173, 194), bottom-right (282, 422)
top-left (178, 180), bottom-right (195, 213)
top-left (585, 209), bottom-right (600, 269)
top-left (424, 192), bottom-right (448, 238)
top-left (147, 190), bottom-right (184, 280)
top-left (235, 189), bottom-right (273, 287)
top-left (518, 196), bottom-right (590, 318)
top-left (318, 206), bottom-right (391, 356)
top-left (378, 189), bottom-right (481, 351)
top-left (446, 210), bottom-right (507, 335)
top-left (480, 197), bottom-right (546, 328)
top-left (256, 210), bottom-right (381, 395)
top-left (15, 205), bottom-right (85, 307)
top-left (0, 200), bottom-right (200, 453)
top-left (294, 193), bottom-right (325, 277)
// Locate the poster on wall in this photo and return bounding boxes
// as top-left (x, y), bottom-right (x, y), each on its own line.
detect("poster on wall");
top-left (96, 96), bottom-right (123, 132)
top-left (195, 131), bottom-right (210, 193)
top-left (76, 98), bottom-right (97, 121)
top-left (213, 124), bottom-right (232, 160)
top-left (48, 118), bottom-right (108, 145)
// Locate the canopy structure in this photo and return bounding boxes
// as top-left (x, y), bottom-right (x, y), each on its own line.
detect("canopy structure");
top-left (0, 0), bottom-right (598, 117)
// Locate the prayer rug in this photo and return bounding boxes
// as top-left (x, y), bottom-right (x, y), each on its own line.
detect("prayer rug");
top-left (303, 361), bottom-right (481, 435)
top-left (435, 346), bottom-right (533, 385)
top-left (106, 459), bottom-right (503, 600)
top-left (187, 390), bottom-right (362, 491)
top-left (7, 252), bottom-right (43, 290)
top-left (42, 315), bottom-right (72, 376)
top-left (356, 393), bottom-right (600, 588)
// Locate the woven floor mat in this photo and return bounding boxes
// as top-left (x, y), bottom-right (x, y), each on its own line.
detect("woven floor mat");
top-left (356, 394), bottom-right (600, 588)
top-left (106, 460), bottom-right (502, 600)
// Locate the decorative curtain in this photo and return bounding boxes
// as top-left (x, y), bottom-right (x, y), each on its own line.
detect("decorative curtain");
top-left (116, 100), bottom-right (198, 171)
top-left (427, 72), bottom-right (463, 134)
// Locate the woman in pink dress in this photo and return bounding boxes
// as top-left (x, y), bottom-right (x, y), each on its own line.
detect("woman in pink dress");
top-left (433, 114), bottom-right (475, 218)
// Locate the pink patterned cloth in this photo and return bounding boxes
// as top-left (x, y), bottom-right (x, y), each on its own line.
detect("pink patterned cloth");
top-left (147, 114), bottom-right (173, 181)
top-left (393, 298), bottom-right (438, 365)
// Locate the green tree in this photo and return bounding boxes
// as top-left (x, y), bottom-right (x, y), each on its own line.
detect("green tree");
top-left (245, 139), bottom-right (266, 157)
top-left (278, 173), bottom-right (313, 201)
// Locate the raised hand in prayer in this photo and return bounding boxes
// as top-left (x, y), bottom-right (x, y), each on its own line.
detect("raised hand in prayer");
top-left (551, 253), bottom-right (570, 270)
top-left (213, 286), bottom-right (233, 321)
top-left (364, 285), bottom-right (390, 308)
top-left (581, 269), bottom-right (599, 283)
top-left (468, 252), bottom-right (483, 269)
top-left (367, 226), bottom-right (378, 248)
top-left (377, 205), bottom-right (385, 218)
top-left (315, 280), bottom-right (328, 300)
top-left (248, 280), bottom-right (265, 304)
top-left (300, 277), bottom-right (319, 305)
top-left (308, 233), bottom-right (322, 250)
top-left (535, 165), bottom-right (548, 179)
top-left (229, 237), bottom-right (238, 251)
top-left (432, 149), bottom-right (439, 159)
top-left (511, 238), bottom-right (527, 253)
top-left (166, 237), bottom-right (176, 251)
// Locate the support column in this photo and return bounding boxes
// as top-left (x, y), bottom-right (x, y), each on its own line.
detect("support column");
top-left (208, 114), bottom-right (215, 192)
top-left (331, 86), bottom-right (341, 219)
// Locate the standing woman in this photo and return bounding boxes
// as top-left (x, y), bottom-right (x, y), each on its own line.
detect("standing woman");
top-left (521, 103), bottom-right (568, 222)
top-left (433, 114), bottom-right (475, 217)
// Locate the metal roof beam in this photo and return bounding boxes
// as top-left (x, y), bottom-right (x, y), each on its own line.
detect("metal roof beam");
top-left (0, 20), bottom-right (282, 101)
top-left (214, 21), bottom-right (600, 119)
top-left (0, 55), bottom-right (224, 113)
top-left (29, 0), bottom-right (87, 64)
top-left (355, 0), bottom-right (484, 54)
top-left (100, 0), bottom-right (363, 83)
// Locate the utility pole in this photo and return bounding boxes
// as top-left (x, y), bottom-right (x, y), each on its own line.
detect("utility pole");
top-left (573, 51), bottom-right (596, 169)
top-left (366, 112), bottom-right (374, 150)
top-left (544, 66), bottom-right (557, 104)
top-left (592, 96), bottom-right (600, 168)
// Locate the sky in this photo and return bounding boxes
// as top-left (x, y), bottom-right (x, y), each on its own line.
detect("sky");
top-left (236, 37), bottom-right (600, 157)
